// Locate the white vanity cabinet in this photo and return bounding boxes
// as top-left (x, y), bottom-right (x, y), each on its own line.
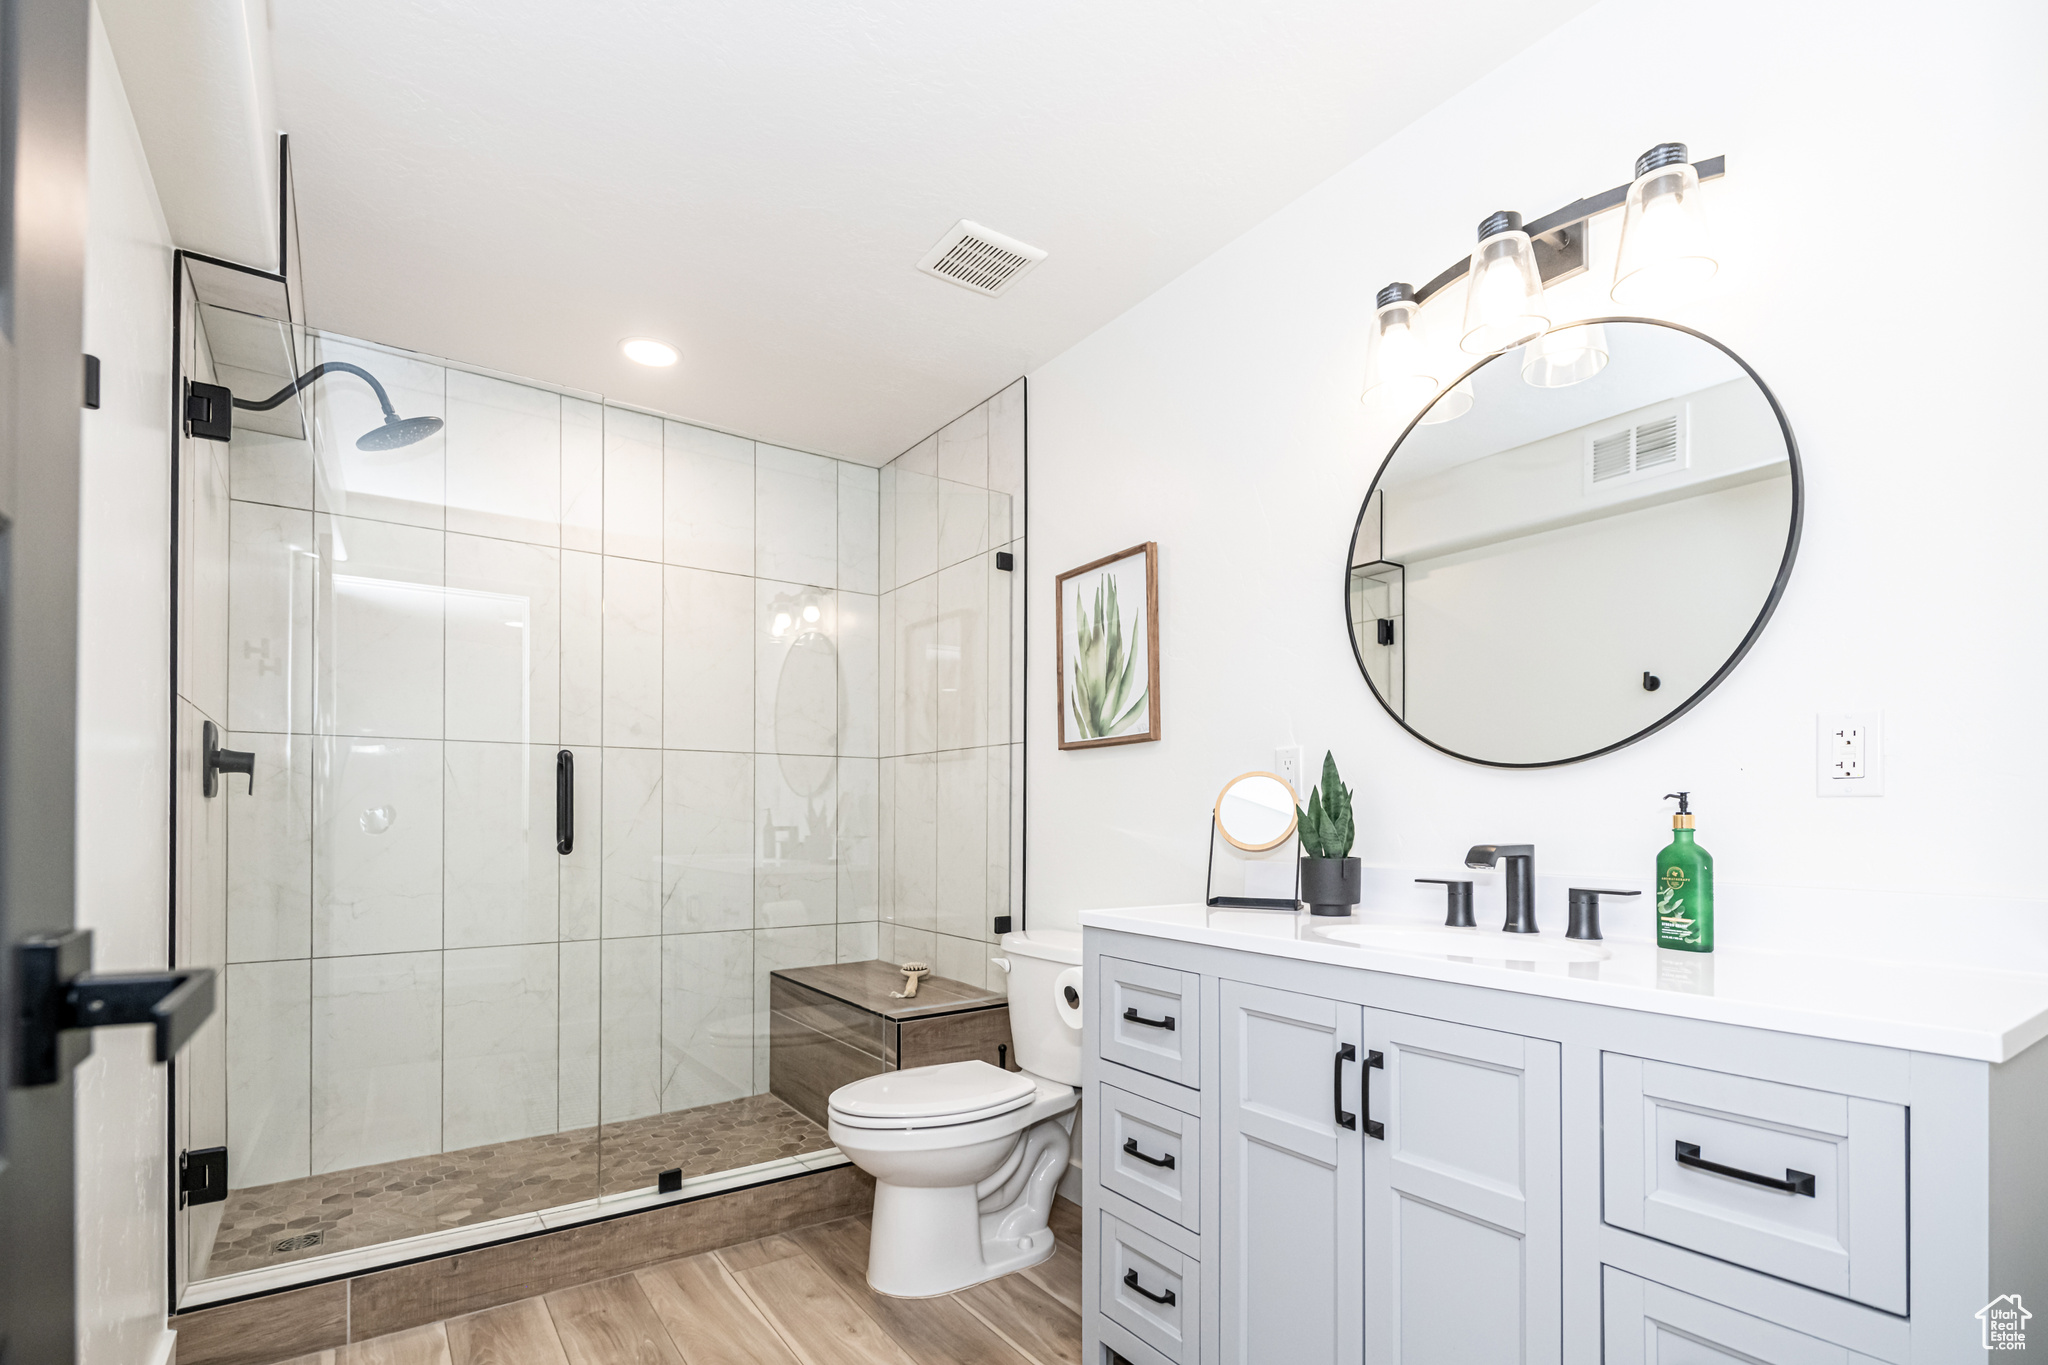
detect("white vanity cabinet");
top-left (1078, 910), bottom-right (2048, 1365)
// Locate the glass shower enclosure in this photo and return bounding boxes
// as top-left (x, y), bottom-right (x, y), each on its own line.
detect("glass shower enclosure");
top-left (169, 267), bottom-right (1014, 1300)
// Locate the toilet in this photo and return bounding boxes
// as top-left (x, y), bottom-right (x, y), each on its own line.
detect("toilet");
top-left (828, 929), bottom-right (1083, 1297)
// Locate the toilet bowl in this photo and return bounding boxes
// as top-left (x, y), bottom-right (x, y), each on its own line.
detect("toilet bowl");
top-left (827, 929), bottom-right (1083, 1297)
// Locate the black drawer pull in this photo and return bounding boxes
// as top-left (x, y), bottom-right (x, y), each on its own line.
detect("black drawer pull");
top-left (1122, 1007), bottom-right (1175, 1031)
top-left (1122, 1137), bottom-right (1175, 1170)
top-left (1674, 1141), bottom-right (1815, 1196)
top-left (1123, 1269), bottom-right (1176, 1306)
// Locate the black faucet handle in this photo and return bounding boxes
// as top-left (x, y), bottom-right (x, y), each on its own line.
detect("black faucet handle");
top-left (1415, 879), bottom-right (1476, 927)
top-left (1565, 888), bottom-right (1640, 941)
top-left (202, 720), bottom-right (255, 797)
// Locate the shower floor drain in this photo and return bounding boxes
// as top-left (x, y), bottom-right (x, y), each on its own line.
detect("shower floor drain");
top-left (273, 1232), bottom-right (323, 1254)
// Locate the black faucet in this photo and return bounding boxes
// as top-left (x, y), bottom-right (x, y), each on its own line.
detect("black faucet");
top-left (1465, 844), bottom-right (1537, 933)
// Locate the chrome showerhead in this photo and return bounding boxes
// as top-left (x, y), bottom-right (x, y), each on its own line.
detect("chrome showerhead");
top-left (356, 413), bottom-right (444, 451)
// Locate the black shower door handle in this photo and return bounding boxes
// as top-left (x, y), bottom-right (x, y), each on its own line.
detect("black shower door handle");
top-left (556, 749), bottom-right (574, 854)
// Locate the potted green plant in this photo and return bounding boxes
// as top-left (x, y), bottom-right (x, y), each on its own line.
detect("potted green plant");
top-left (1297, 751), bottom-right (1360, 916)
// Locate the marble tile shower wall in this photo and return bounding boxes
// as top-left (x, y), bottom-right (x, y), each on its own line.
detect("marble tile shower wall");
top-left (876, 381), bottom-right (1025, 991)
top-left (202, 332), bottom-right (882, 1190)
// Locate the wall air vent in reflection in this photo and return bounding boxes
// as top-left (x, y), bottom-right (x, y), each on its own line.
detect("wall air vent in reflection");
top-left (916, 220), bottom-right (1047, 296)
top-left (1587, 406), bottom-right (1688, 489)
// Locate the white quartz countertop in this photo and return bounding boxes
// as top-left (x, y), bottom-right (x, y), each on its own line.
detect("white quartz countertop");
top-left (1078, 903), bottom-right (2048, 1063)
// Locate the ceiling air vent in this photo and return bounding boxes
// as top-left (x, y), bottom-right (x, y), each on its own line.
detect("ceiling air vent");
top-left (916, 220), bottom-right (1047, 296)
top-left (1586, 407), bottom-right (1689, 489)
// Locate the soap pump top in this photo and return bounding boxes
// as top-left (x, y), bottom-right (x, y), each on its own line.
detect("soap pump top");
top-left (1666, 791), bottom-right (1694, 828)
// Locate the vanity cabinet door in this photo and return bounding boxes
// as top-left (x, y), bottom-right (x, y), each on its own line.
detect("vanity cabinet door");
top-left (1362, 1009), bottom-right (1561, 1365)
top-left (1602, 1267), bottom-right (1883, 1364)
top-left (1218, 979), bottom-right (1365, 1365)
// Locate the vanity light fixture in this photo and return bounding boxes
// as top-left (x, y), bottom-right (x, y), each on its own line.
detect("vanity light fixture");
top-left (1521, 322), bottom-right (1611, 388)
top-left (1418, 376), bottom-right (1474, 425)
top-left (1359, 283), bottom-right (1439, 410)
top-left (620, 337), bottom-right (680, 367)
top-left (1611, 143), bottom-right (1718, 306)
top-left (1460, 211), bottom-right (1550, 355)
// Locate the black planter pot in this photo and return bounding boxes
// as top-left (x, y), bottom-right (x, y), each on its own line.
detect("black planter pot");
top-left (1300, 857), bottom-right (1362, 916)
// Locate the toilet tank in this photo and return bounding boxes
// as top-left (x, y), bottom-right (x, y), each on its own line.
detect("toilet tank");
top-left (999, 929), bottom-right (1083, 1085)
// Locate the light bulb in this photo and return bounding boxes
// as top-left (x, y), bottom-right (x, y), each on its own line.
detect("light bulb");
top-left (802, 604), bottom-right (820, 623)
top-left (620, 337), bottom-right (681, 367)
top-left (1459, 211), bottom-right (1549, 355)
top-left (1521, 323), bottom-right (1610, 388)
top-left (1418, 377), bottom-right (1474, 425)
top-left (772, 612), bottom-right (791, 637)
top-left (1360, 283), bottom-right (1438, 412)
top-left (1611, 144), bottom-right (1717, 307)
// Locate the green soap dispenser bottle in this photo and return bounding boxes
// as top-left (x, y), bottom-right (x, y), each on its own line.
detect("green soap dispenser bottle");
top-left (1656, 791), bottom-right (1713, 952)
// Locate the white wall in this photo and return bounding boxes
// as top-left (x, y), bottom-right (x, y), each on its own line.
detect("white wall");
top-left (1025, 0), bottom-right (2048, 967)
top-left (75, 7), bottom-right (176, 1364)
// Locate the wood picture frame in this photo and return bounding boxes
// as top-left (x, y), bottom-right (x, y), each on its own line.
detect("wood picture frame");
top-left (1055, 541), bottom-right (1160, 750)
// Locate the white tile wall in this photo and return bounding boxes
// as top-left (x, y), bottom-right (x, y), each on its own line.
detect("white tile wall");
top-left (227, 500), bottom-right (312, 734)
top-left (664, 421), bottom-right (754, 575)
top-left (601, 556), bottom-right (663, 747)
top-left (561, 398), bottom-right (605, 554)
top-left (230, 429), bottom-right (314, 512)
top-left (443, 741), bottom-right (558, 949)
top-left (308, 337), bottom-right (447, 532)
top-left (756, 753), bottom-right (836, 928)
top-left (316, 514), bottom-right (445, 739)
top-left (891, 754), bottom-right (936, 935)
top-left (311, 951), bottom-right (442, 1174)
top-left (560, 550), bottom-right (605, 748)
top-left (600, 746), bottom-right (663, 938)
top-left (560, 744), bottom-right (602, 941)
top-left (225, 959), bottom-right (310, 1186)
top-left (837, 464), bottom-right (879, 594)
top-left (663, 567), bottom-right (752, 752)
top-left (755, 444), bottom-right (838, 587)
top-left (444, 943), bottom-right (559, 1148)
top-left (445, 534), bottom-right (560, 745)
top-left (660, 931), bottom-right (753, 1111)
top-left (838, 592), bottom-right (879, 759)
top-left (935, 745), bottom-right (988, 941)
top-left (602, 407), bottom-right (664, 563)
top-left (752, 924), bottom-right (836, 1089)
top-left (446, 371), bottom-right (561, 546)
top-left (312, 735), bottom-right (443, 957)
top-left (837, 757), bottom-right (878, 926)
top-left (226, 730), bottom-right (311, 963)
top-left (558, 939), bottom-right (601, 1130)
top-left (756, 580), bottom-right (837, 756)
top-left (937, 556), bottom-right (988, 750)
top-left (661, 749), bottom-right (753, 934)
top-left (937, 405), bottom-right (989, 487)
top-left (600, 936), bottom-right (662, 1124)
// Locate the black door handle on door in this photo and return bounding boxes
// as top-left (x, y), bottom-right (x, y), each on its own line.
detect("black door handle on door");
top-left (556, 749), bottom-right (574, 854)
top-left (1674, 1141), bottom-right (1814, 1195)
top-left (1122, 1138), bottom-right (1176, 1169)
top-left (1335, 1043), bottom-right (1357, 1130)
top-left (1363, 1048), bottom-right (1385, 1139)
top-left (1123, 1269), bottom-right (1176, 1306)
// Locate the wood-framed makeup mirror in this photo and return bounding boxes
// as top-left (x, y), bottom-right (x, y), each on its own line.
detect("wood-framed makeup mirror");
top-left (1208, 771), bottom-right (1301, 908)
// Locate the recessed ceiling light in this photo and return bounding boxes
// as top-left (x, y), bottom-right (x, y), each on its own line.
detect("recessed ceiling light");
top-left (620, 337), bottom-right (679, 367)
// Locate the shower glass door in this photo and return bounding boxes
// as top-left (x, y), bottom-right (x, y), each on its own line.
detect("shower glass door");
top-left (177, 308), bottom-right (877, 1295)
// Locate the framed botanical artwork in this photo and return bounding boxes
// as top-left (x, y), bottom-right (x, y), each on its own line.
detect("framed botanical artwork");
top-left (1056, 541), bottom-right (1160, 750)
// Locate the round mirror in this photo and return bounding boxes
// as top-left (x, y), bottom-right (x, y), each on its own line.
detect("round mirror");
top-left (1215, 772), bottom-right (1300, 850)
top-left (1347, 319), bottom-right (1799, 767)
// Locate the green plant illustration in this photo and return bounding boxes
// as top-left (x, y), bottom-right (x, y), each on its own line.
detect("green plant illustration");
top-left (1297, 750), bottom-right (1356, 859)
top-left (1069, 574), bottom-right (1148, 739)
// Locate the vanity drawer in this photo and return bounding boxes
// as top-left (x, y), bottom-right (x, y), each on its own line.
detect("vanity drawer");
top-left (1100, 1083), bottom-right (1201, 1232)
top-left (1602, 1054), bottom-right (1906, 1313)
top-left (1101, 1211), bottom-right (1199, 1363)
top-left (1099, 956), bottom-right (1200, 1088)
top-left (1602, 1267), bottom-right (1883, 1364)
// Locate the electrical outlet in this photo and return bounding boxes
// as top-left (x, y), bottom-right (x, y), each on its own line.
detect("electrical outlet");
top-left (1275, 746), bottom-right (1304, 799)
top-left (1817, 712), bottom-right (1884, 796)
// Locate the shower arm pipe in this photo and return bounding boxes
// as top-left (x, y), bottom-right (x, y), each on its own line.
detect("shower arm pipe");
top-left (231, 361), bottom-right (401, 420)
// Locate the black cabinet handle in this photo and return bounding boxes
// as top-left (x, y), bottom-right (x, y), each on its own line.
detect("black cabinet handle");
top-left (1122, 1137), bottom-right (1176, 1170)
top-left (1363, 1048), bottom-right (1385, 1140)
top-left (556, 749), bottom-right (574, 854)
top-left (1123, 1269), bottom-right (1176, 1306)
top-left (1122, 1007), bottom-right (1175, 1031)
top-left (1674, 1141), bottom-right (1814, 1196)
top-left (1335, 1043), bottom-right (1357, 1130)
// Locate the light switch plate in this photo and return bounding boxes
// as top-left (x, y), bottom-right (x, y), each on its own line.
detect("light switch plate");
top-left (1274, 746), bottom-right (1304, 800)
top-left (1817, 712), bottom-right (1884, 796)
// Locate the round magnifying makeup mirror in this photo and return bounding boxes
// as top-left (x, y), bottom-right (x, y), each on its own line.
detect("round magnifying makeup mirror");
top-left (1214, 772), bottom-right (1300, 851)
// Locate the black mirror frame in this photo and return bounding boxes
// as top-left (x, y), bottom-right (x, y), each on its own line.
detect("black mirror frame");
top-left (1343, 317), bottom-right (1804, 769)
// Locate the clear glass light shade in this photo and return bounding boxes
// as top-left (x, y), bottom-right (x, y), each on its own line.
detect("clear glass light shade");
top-left (1611, 163), bottom-right (1717, 307)
top-left (1521, 323), bottom-right (1610, 388)
top-left (1418, 377), bottom-right (1475, 425)
top-left (1360, 298), bottom-right (1439, 411)
top-left (1460, 231), bottom-right (1549, 355)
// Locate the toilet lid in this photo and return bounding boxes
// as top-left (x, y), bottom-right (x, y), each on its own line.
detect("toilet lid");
top-left (828, 1060), bottom-right (1035, 1124)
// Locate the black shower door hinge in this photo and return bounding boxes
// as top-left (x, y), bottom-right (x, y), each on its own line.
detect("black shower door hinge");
top-left (12, 929), bottom-right (217, 1086)
top-left (181, 1147), bottom-right (228, 1207)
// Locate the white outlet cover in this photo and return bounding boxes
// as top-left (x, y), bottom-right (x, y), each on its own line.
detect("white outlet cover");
top-left (1274, 746), bottom-right (1304, 801)
top-left (1816, 711), bottom-right (1884, 797)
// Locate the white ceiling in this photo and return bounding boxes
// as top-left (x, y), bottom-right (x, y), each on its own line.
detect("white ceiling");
top-left (269, 0), bottom-right (1598, 464)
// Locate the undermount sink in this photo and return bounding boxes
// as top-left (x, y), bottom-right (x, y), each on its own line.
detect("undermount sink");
top-left (1313, 922), bottom-right (1612, 964)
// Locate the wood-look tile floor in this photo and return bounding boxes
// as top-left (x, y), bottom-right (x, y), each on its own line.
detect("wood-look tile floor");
top-left (267, 1200), bottom-right (1084, 1365)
